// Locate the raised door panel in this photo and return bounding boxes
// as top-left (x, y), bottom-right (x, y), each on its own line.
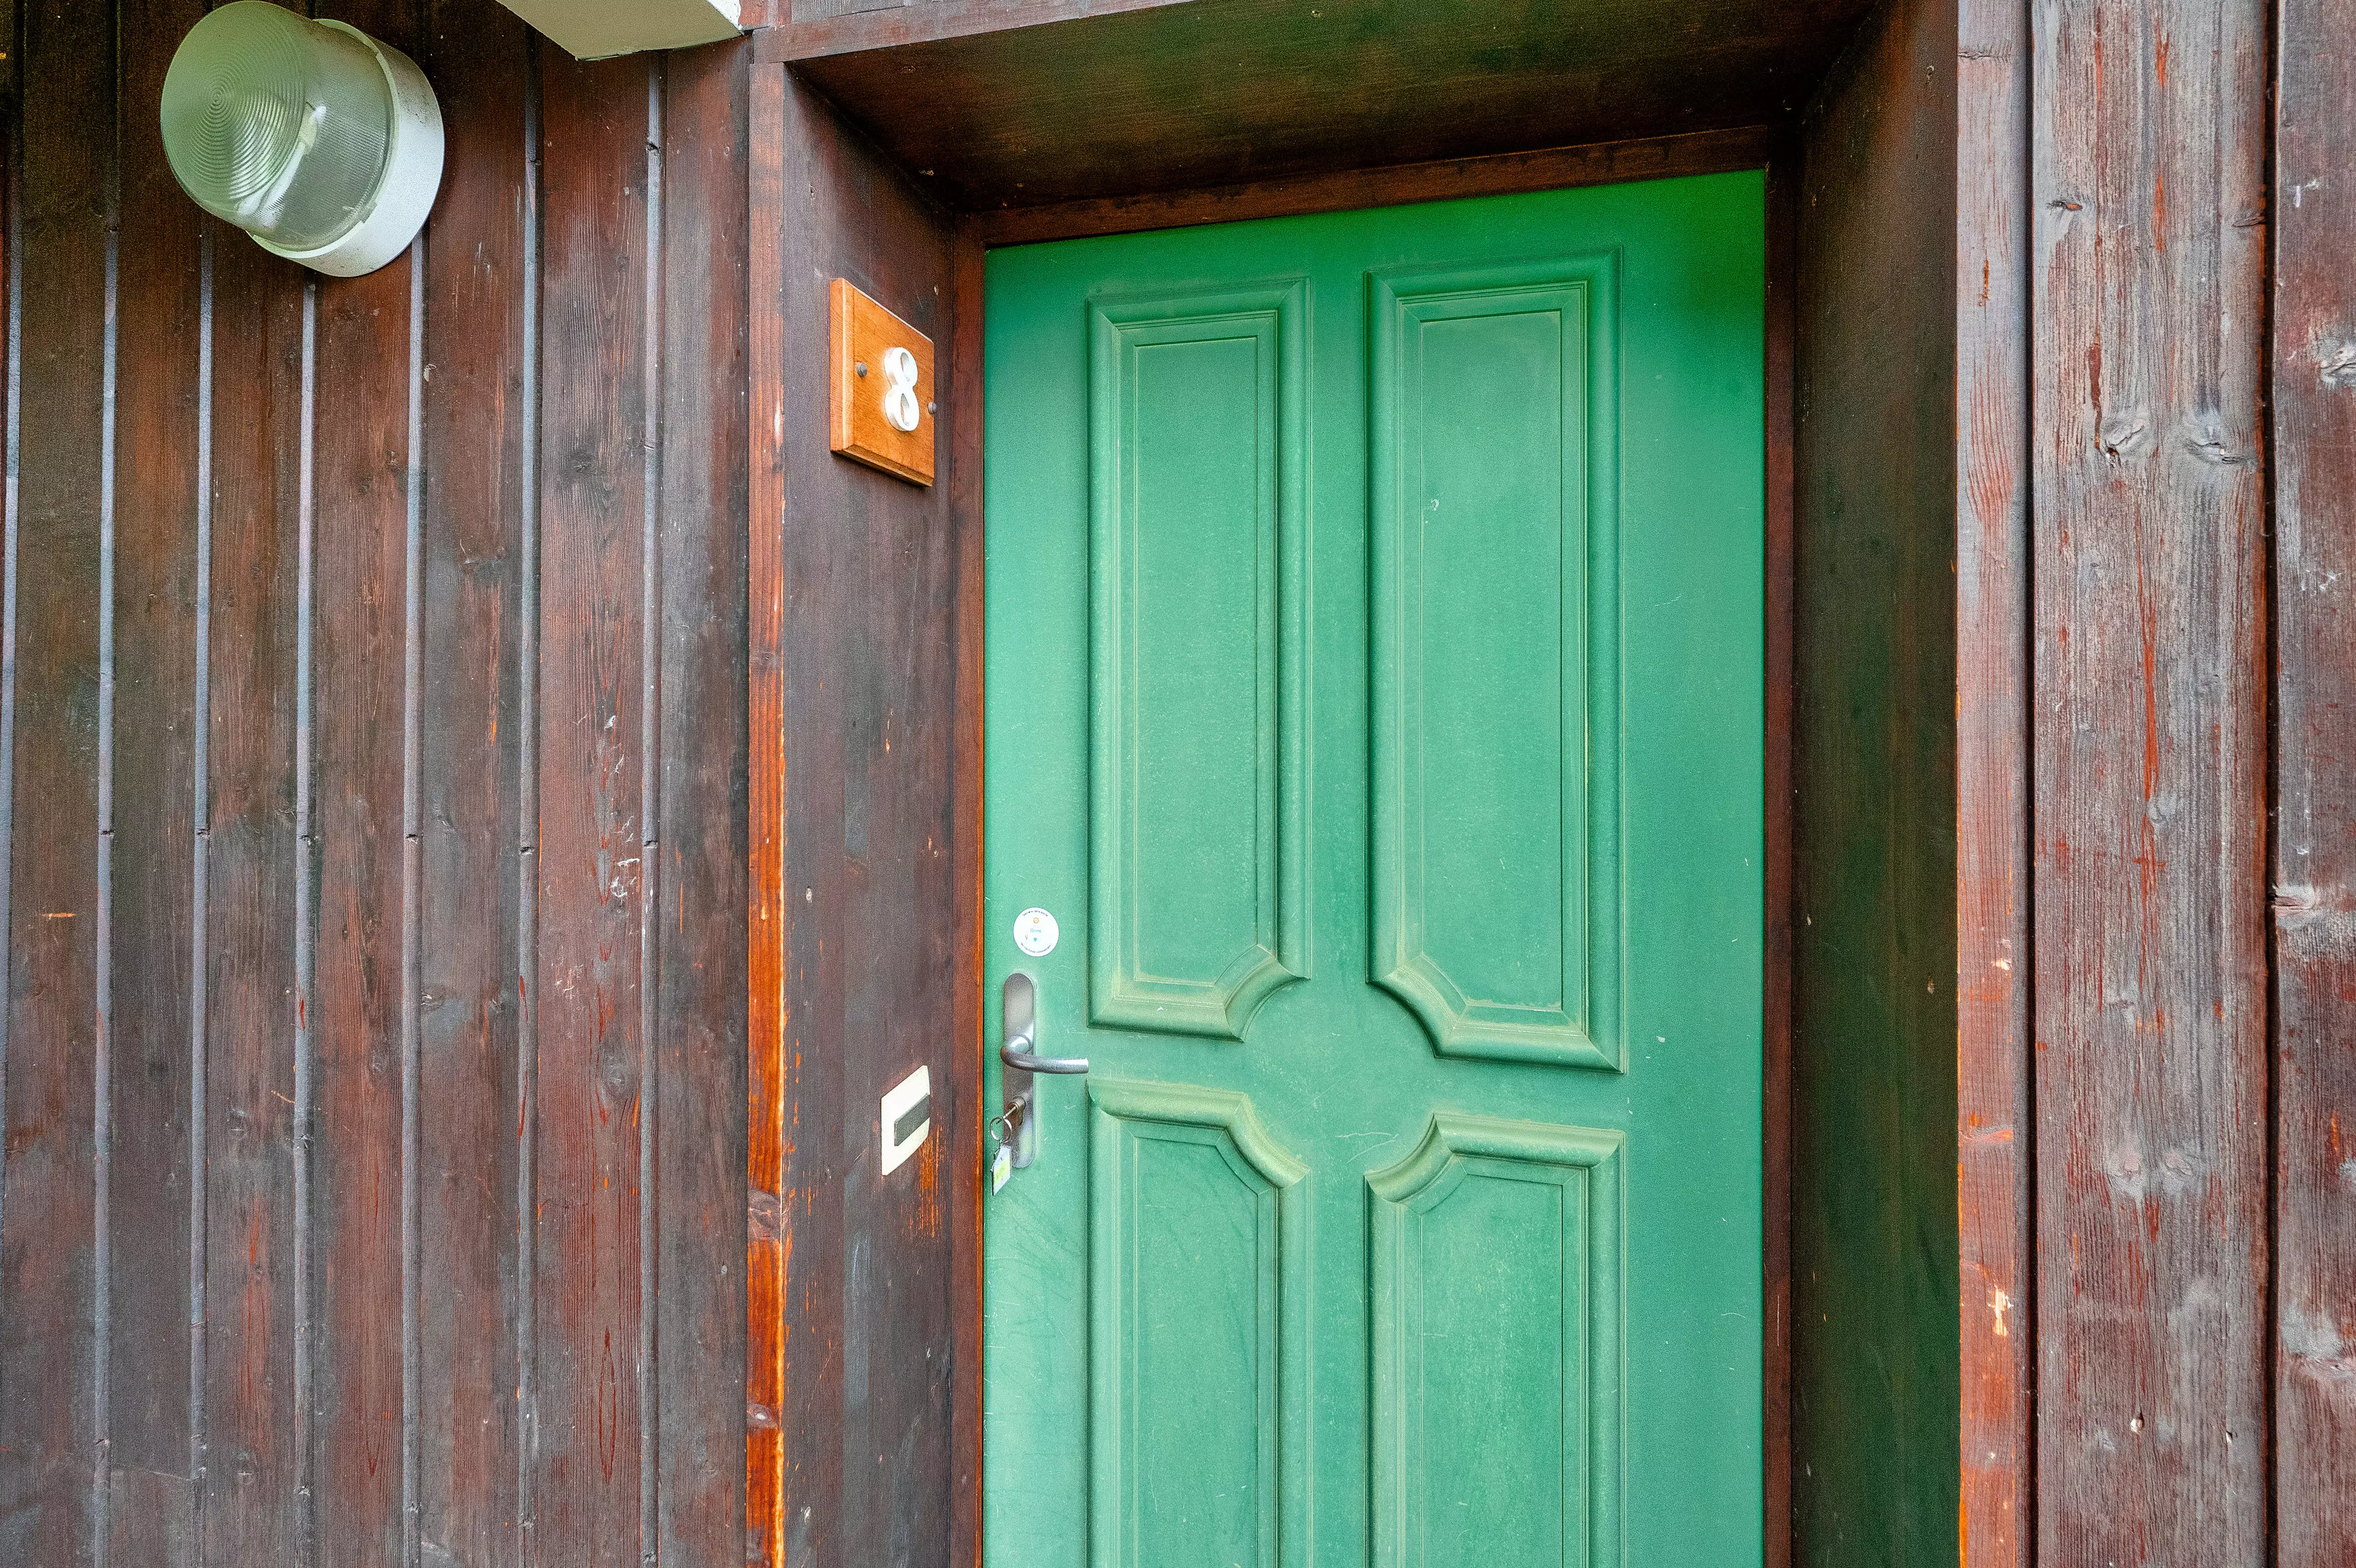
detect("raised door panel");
top-left (1089, 285), bottom-right (1307, 1040)
top-left (1370, 259), bottom-right (1620, 1069)
top-left (1088, 1081), bottom-right (1310, 1568)
top-left (1368, 1114), bottom-right (1625, 1568)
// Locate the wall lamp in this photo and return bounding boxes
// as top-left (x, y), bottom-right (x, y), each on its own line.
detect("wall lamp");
top-left (161, 0), bottom-right (443, 278)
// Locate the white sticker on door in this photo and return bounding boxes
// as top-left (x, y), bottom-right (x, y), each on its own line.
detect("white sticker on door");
top-left (1013, 907), bottom-right (1059, 957)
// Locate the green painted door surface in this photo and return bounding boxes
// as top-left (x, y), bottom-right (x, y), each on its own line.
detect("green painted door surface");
top-left (984, 174), bottom-right (1766, 1568)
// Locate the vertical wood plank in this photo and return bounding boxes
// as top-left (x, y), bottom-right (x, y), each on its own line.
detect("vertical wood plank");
top-left (1790, 1), bottom-right (1961, 1561)
top-left (2029, 0), bottom-right (2269, 1560)
top-left (773, 76), bottom-right (846, 1568)
top-left (533, 48), bottom-right (650, 1568)
top-left (0, 2), bottom-right (112, 1562)
top-left (653, 39), bottom-right (750, 1568)
top-left (2271, 0), bottom-right (2356, 1557)
top-left (412, 3), bottom-right (530, 1564)
top-left (744, 58), bottom-right (787, 1568)
top-left (199, 239), bottom-right (304, 1568)
top-left (105, 1), bottom-right (207, 1563)
top-left (307, 7), bottom-right (424, 1563)
top-left (1955, 1), bottom-right (2032, 1563)
top-left (777, 78), bottom-right (961, 1568)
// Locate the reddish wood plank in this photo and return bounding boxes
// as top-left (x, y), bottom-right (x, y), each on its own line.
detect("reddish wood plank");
top-left (652, 37), bottom-right (751, 1568)
top-left (104, 3), bottom-right (209, 1563)
top-left (411, 5), bottom-right (532, 1564)
top-left (2271, 0), bottom-right (2356, 1557)
top-left (771, 79), bottom-right (852, 1568)
top-left (532, 48), bottom-right (652, 1568)
top-left (2029, 1), bottom-right (2269, 1560)
top-left (745, 57), bottom-right (790, 1568)
top-left (198, 232), bottom-right (305, 1568)
top-left (0, 2), bottom-right (111, 1561)
top-left (306, 6), bottom-right (423, 1559)
top-left (1955, 1), bottom-right (2032, 1565)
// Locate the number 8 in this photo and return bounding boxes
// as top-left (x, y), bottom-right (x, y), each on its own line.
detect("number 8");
top-left (881, 345), bottom-right (922, 433)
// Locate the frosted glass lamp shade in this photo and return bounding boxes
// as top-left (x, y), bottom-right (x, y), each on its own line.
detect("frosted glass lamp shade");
top-left (160, 1), bottom-right (442, 277)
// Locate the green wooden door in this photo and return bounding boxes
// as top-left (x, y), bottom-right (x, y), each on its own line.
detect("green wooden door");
top-left (983, 173), bottom-right (1765, 1568)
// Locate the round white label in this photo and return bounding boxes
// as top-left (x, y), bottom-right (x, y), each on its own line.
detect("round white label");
top-left (1012, 907), bottom-right (1060, 958)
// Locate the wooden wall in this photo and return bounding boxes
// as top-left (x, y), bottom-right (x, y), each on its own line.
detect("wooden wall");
top-left (744, 72), bottom-right (977, 1568)
top-left (0, 5), bottom-right (751, 1565)
top-left (1960, 0), bottom-right (2345, 1563)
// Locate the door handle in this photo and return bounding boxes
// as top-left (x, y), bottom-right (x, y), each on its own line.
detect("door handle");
top-left (999, 972), bottom-right (1089, 1074)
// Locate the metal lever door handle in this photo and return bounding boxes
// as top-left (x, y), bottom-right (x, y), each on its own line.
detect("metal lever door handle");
top-left (999, 972), bottom-right (1088, 1074)
top-left (999, 1029), bottom-right (1089, 1075)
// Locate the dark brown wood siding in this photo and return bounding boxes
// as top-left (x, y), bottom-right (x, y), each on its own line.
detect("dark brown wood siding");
top-left (744, 70), bottom-right (974, 1568)
top-left (0, 7), bottom-right (749, 1566)
top-left (1790, 1), bottom-right (1961, 1561)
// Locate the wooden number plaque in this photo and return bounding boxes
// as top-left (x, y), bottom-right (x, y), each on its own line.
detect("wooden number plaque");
top-left (829, 277), bottom-right (938, 486)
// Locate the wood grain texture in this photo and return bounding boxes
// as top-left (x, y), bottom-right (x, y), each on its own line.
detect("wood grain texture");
top-left (745, 56), bottom-right (790, 1568)
top-left (782, 0), bottom-right (1872, 210)
top-left (2271, 0), bottom-right (2356, 1557)
top-left (2029, 0), bottom-right (2270, 1561)
top-left (653, 36), bottom-right (752, 1568)
top-left (1789, 1), bottom-right (1960, 1562)
top-left (307, 9), bottom-right (423, 1563)
top-left (764, 76), bottom-right (963, 1568)
top-left (104, 3), bottom-right (208, 1563)
top-left (414, 3), bottom-right (531, 1563)
top-left (0, 8), bottom-right (758, 1566)
top-left (974, 127), bottom-right (1778, 246)
top-left (198, 224), bottom-right (305, 1568)
top-left (0, 2), bottom-right (110, 1561)
top-left (532, 48), bottom-right (653, 1568)
top-left (1955, 1), bottom-right (2032, 1565)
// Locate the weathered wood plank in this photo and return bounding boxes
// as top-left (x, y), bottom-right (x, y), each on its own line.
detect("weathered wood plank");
top-left (2271, 0), bottom-right (2356, 1558)
top-left (774, 78), bottom-right (964, 1568)
top-left (1955, 1), bottom-right (2031, 1564)
top-left (1789, 0), bottom-right (1960, 1561)
top-left (532, 47), bottom-right (652, 1568)
top-left (2029, 1), bottom-right (2269, 1560)
top-left (772, 78), bottom-right (851, 1568)
top-left (198, 234), bottom-right (304, 1568)
top-left (652, 36), bottom-right (750, 1568)
top-left (305, 4), bottom-right (423, 1559)
top-left (412, 4), bottom-right (531, 1564)
top-left (744, 56), bottom-right (789, 1568)
top-left (0, 2), bottom-right (111, 1561)
top-left (104, 3), bottom-right (209, 1562)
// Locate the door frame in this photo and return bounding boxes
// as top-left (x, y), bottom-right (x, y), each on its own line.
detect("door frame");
top-left (943, 128), bottom-right (1799, 1568)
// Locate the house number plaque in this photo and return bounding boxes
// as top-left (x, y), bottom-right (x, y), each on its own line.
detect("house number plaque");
top-left (828, 277), bottom-right (937, 486)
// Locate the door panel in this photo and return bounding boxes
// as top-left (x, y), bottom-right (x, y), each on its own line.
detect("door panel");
top-left (986, 173), bottom-right (1766, 1568)
top-left (1088, 286), bottom-right (1309, 1039)
top-left (1088, 1081), bottom-right (1310, 1568)
top-left (1369, 259), bottom-right (1617, 1068)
